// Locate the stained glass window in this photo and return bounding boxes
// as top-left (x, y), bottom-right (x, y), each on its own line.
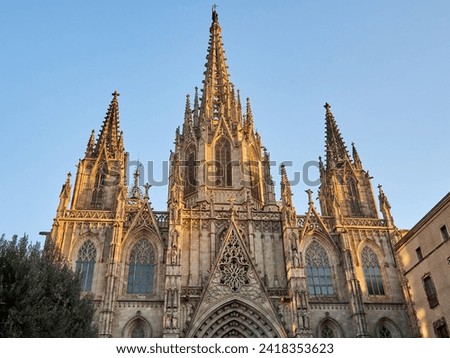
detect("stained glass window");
top-left (127, 240), bottom-right (155, 294)
top-left (305, 241), bottom-right (334, 296)
top-left (185, 146), bottom-right (197, 195)
top-left (76, 240), bottom-right (97, 291)
top-left (361, 246), bottom-right (385, 296)
top-left (347, 178), bottom-right (361, 216)
top-left (321, 325), bottom-right (334, 338)
top-left (215, 137), bottom-right (232, 187)
top-left (249, 148), bottom-right (260, 201)
top-left (91, 163), bottom-right (107, 208)
top-left (130, 321), bottom-right (145, 338)
top-left (378, 325), bottom-right (392, 338)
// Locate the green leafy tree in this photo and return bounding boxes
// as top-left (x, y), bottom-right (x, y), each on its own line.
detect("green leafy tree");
top-left (0, 234), bottom-right (97, 337)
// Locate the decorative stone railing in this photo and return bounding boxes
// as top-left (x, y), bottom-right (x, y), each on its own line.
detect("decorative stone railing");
top-left (63, 210), bottom-right (114, 220)
top-left (154, 211), bottom-right (169, 228)
top-left (342, 218), bottom-right (387, 227)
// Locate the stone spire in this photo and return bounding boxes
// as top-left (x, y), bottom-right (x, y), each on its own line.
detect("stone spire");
top-left (378, 184), bottom-right (394, 226)
top-left (352, 142), bottom-right (362, 169)
top-left (280, 164), bottom-right (294, 210)
top-left (94, 91), bottom-right (121, 157)
top-left (245, 97), bottom-right (254, 134)
top-left (57, 172), bottom-right (72, 213)
top-left (85, 130), bottom-right (96, 157)
top-left (324, 103), bottom-right (350, 169)
top-left (192, 87), bottom-right (200, 130)
top-left (200, 8), bottom-right (233, 123)
top-left (183, 94), bottom-right (193, 138)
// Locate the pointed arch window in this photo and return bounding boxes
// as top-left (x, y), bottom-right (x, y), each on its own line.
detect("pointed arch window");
top-left (124, 316), bottom-right (152, 338)
top-left (361, 246), bottom-right (385, 296)
top-left (185, 145), bottom-right (197, 195)
top-left (318, 319), bottom-right (343, 338)
top-left (76, 240), bottom-right (97, 292)
top-left (249, 148), bottom-right (261, 201)
top-left (91, 162), bottom-right (107, 208)
top-left (321, 325), bottom-right (334, 338)
top-left (347, 178), bottom-right (362, 216)
top-left (305, 241), bottom-right (334, 296)
top-left (131, 324), bottom-right (145, 338)
top-left (127, 239), bottom-right (155, 294)
top-left (378, 325), bottom-right (392, 338)
top-left (215, 137), bottom-right (232, 187)
top-left (375, 319), bottom-right (400, 338)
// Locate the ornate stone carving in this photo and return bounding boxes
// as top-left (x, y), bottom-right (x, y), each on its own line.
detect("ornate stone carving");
top-left (218, 231), bottom-right (250, 292)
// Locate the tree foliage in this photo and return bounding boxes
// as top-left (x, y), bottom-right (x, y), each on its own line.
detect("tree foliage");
top-left (0, 235), bottom-right (97, 337)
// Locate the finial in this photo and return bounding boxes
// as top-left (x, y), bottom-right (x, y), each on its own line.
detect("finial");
top-left (324, 102), bottom-right (331, 114)
top-left (144, 183), bottom-right (151, 199)
top-left (112, 90), bottom-right (120, 100)
top-left (130, 165), bottom-right (142, 199)
top-left (133, 166), bottom-right (140, 188)
top-left (212, 4), bottom-right (219, 21)
top-left (228, 197), bottom-right (236, 218)
top-left (305, 189), bottom-right (314, 205)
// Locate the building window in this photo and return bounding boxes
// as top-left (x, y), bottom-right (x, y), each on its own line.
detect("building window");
top-left (423, 275), bottom-right (439, 308)
top-left (249, 148), bottom-right (261, 201)
top-left (321, 325), bottom-right (334, 338)
top-left (433, 318), bottom-right (449, 338)
top-left (440, 225), bottom-right (449, 241)
top-left (185, 146), bottom-right (197, 195)
top-left (305, 241), bottom-right (334, 296)
top-left (361, 246), bottom-right (385, 296)
top-left (378, 325), bottom-right (392, 338)
top-left (91, 162), bottom-right (107, 208)
top-left (76, 240), bottom-right (97, 292)
top-left (347, 178), bottom-right (362, 217)
top-left (415, 247), bottom-right (423, 261)
top-left (127, 239), bottom-right (155, 294)
top-left (318, 319), bottom-right (342, 338)
top-left (215, 137), bottom-right (232, 187)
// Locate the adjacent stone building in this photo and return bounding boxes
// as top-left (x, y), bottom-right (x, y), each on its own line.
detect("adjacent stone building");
top-left (49, 9), bottom-right (414, 338)
top-left (396, 192), bottom-right (450, 337)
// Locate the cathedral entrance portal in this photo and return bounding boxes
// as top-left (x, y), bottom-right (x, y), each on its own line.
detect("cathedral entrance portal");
top-left (188, 300), bottom-right (282, 338)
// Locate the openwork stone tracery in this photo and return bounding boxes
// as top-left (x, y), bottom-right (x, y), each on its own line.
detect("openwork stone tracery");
top-left (218, 231), bottom-right (250, 292)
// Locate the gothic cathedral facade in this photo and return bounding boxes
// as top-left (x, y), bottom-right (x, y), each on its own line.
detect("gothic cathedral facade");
top-left (49, 10), bottom-right (414, 338)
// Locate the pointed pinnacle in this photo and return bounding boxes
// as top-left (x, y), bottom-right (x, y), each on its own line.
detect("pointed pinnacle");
top-left (352, 142), bottom-right (362, 168)
top-left (85, 129), bottom-right (96, 156)
top-left (246, 97), bottom-right (254, 127)
top-left (305, 189), bottom-right (314, 206)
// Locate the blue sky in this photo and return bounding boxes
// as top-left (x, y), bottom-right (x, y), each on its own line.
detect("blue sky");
top-left (1, 0), bottom-right (449, 243)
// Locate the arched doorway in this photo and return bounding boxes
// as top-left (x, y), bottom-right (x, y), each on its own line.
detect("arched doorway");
top-left (189, 300), bottom-right (283, 338)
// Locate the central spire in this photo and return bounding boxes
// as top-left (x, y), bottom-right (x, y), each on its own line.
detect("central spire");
top-left (201, 7), bottom-right (233, 122)
top-left (95, 91), bottom-right (121, 157)
top-left (324, 103), bottom-right (350, 169)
